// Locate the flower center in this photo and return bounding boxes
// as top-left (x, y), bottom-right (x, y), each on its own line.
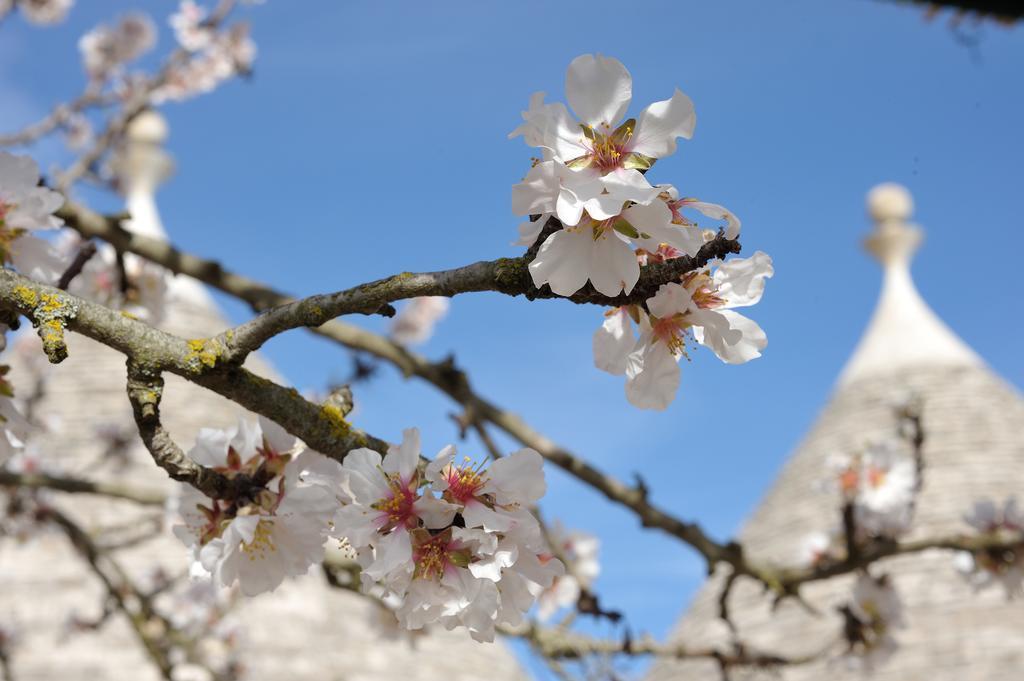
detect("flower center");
top-left (240, 518), bottom-right (276, 560)
top-left (681, 272), bottom-right (724, 310)
top-left (445, 462), bottom-right (486, 505)
top-left (372, 474), bottom-right (419, 530)
top-left (651, 314), bottom-right (689, 356)
top-left (411, 528), bottom-right (470, 581)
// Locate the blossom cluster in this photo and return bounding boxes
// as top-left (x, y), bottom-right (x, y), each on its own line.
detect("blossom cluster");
top-left (0, 153), bottom-right (66, 285)
top-left (153, 1), bottom-right (256, 104)
top-left (0, 0), bottom-right (73, 26)
top-left (335, 429), bottom-right (563, 642)
top-left (172, 416), bottom-right (344, 597)
top-left (954, 497), bottom-right (1024, 597)
top-left (510, 55), bottom-right (771, 409)
top-left (171, 420), bottom-right (562, 642)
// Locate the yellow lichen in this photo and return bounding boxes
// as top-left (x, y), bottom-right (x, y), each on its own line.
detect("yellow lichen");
top-left (12, 285), bottom-right (38, 308)
top-left (185, 338), bottom-right (221, 370)
top-left (319, 403), bottom-right (353, 439)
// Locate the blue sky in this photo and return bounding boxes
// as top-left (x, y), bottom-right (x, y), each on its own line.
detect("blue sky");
top-left (3, 1), bottom-right (1023, 677)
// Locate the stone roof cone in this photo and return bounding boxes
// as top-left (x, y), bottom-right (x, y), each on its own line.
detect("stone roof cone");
top-left (0, 112), bottom-right (527, 681)
top-left (649, 184), bottom-right (1024, 680)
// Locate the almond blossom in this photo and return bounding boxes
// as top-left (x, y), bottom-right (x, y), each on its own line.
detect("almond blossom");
top-left (827, 441), bottom-right (917, 538)
top-left (332, 429), bottom-right (563, 641)
top-left (841, 573), bottom-right (904, 670)
top-left (78, 12), bottom-right (156, 81)
top-left (0, 153), bottom-right (66, 285)
top-left (593, 251), bottom-right (773, 410)
top-left (5, 0), bottom-right (72, 25)
top-left (332, 429), bottom-right (457, 581)
top-left (510, 54), bottom-right (695, 228)
top-left (954, 497), bottom-right (1024, 597)
top-left (171, 416), bottom-right (344, 596)
top-left (535, 524), bottom-right (600, 621)
top-left (389, 296), bottom-right (450, 346)
top-left (527, 197), bottom-right (699, 297)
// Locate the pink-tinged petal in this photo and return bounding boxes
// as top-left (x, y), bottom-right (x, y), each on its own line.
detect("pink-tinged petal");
top-left (8, 235), bottom-right (68, 285)
top-left (485, 448), bottom-right (546, 505)
top-left (692, 309), bottom-right (766, 364)
top-left (588, 232), bottom-right (639, 297)
top-left (593, 308), bottom-right (635, 376)
top-left (713, 251), bottom-right (773, 308)
top-left (462, 499), bottom-right (515, 532)
top-left (414, 495), bottom-right (459, 529)
top-left (258, 415), bottom-right (295, 455)
top-left (625, 341), bottom-right (681, 411)
top-left (331, 503), bottom-right (379, 546)
top-left (365, 528), bottom-right (412, 580)
top-left (529, 229), bottom-right (592, 296)
top-left (600, 168), bottom-right (659, 205)
top-left (637, 221), bottom-right (704, 258)
top-left (425, 444), bottom-right (457, 490)
top-left (565, 54), bottom-right (632, 127)
top-left (384, 428), bottom-right (420, 481)
top-left (341, 448), bottom-right (388, 502)
top-left (0, 152), bottom-right (41, 194)
top-left (188, 427), bottom-right (232, 467)
top-left (631, 88), bottom-right (696, 158)
top-left (646, 282), bottom-right (694, 319)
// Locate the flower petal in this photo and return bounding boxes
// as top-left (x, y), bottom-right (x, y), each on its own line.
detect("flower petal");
top-left (593, 308), bottom-right (635, 375)
top-left (625, 341), bottom-right (681, 410)
top-left (692, 309), bottom-right (767, 364)
top-left (631, 88), bottom-right (696, 158)
top-left (588, 231), bottom-right (639, 297)
top-left (529, 228), bottom-right (592, 296)
top-left (565, 54), bottom-right (632, 128)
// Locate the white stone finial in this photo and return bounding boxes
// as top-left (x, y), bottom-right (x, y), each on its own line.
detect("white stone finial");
top-left (125, 109), bottom-right (169, 145)
top-left (837, 183), bottom-right (981, 386)
top-left (867, 182), bottom-right (914, 223)
top-left (111, 109), bottom-right (174, 198)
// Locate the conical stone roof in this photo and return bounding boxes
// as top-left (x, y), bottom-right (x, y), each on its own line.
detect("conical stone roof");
top-left (0, 112), bottom-right (527, 681)
top-left (649, 184), bottom-right (1024, 680)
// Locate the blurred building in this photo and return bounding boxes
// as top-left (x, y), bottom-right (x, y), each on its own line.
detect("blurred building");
top-left (650, 184), bottom-right (1024, 679)
top-left (0, 111), bottom-right (527, 681)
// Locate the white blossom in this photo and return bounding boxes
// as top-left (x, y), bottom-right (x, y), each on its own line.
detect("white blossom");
top-left (331, 428), bottom-right (562, 641)
top-left (955, 497), bottom-right (1024, 597)
top-left (842, 573), bottom-right (904, 670)
top-left (527, 196), bottom-right (699, 297)
top-left (0, 153), bottom-right (67, 283)
top-left (171, 416), bottom-right (344, 596)
top-left (593, 251), bottom-right (773, 410)
top-left (389, 296), bottom-right (450, 345)
top-left (78, 13), bottom-right (156, 80)
top-left (170, 1), bottom-right (213, 52)
top-left (511, 54), bottom-right (695, 228)
top-left (153, 21), bottom-right (256, 104)
top-left (14, 0), bottom-right (72, 25)
top-left (535, 524), bottom-right (600, 621)
top-left (828, 441), bottom-right (917, 538)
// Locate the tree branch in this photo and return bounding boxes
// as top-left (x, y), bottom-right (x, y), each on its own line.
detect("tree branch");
top-left (0, 469), bottom-right (165, 505)
top-left (0, 268), bottom-right (387, 471)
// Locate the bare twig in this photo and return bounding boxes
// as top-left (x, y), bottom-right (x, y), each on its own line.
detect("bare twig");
top-left (57, 241), bottom-right (98, 290)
